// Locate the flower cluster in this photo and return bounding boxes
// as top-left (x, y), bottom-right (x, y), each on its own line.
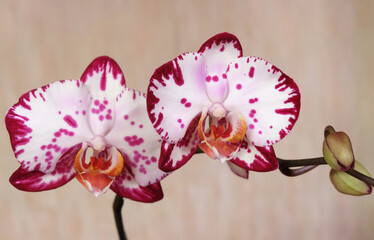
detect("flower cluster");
top-left (5, 33), bottom-right (300, 201)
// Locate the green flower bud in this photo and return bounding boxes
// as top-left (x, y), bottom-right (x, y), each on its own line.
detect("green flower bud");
top-left (324, 125), bottom-right (336, 138)
top-left (330, 161), bottom-right (372, 196)
top-left (323, 131), bottom-right (354, 171)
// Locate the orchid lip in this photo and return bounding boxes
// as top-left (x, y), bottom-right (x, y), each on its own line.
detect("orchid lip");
top-left (197, 110), bottom-right (247, 162)
top-left (74, 145), bottom-right (124, 196)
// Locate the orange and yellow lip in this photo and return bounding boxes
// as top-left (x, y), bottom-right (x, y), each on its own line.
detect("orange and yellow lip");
top-left (197, 111), bottom-right (247, 162)
top-left (74, 147), bottom-right (124, 197)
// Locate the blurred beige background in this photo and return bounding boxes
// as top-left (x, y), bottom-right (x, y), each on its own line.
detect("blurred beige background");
top-left (1, 0), bottom-right (374, 239)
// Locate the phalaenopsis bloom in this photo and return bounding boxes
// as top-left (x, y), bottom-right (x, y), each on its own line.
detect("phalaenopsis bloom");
top-left (147, 33), bottom-right (300, 178)
top-left (6, 56), bottom-right (168, 201)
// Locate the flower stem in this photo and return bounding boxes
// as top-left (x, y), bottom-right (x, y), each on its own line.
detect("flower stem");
top-left (113, 194), bottom-right (128, 240)
top-left (277, 157), bottom-right (374, 187)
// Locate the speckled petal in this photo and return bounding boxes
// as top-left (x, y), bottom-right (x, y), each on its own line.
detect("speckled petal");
top-left (5, 80), bottom-right (92, 173)
top-left (230, 137), bottom-right (278, 172)
top-left (227, 161), bottom-right (249, 179)
top-left (105, 88), bottom-right (168, 186)
top-left (81, 56), bottom-right (126, 136)
top-left (224, 57), bottom-right (300, 147)
top-left (198, 32), bottom-right (243, 75)
top-left (158, 114), bottom-right (201, 172)
top-left (9, 144), bottom-right (81, 191)
top-left (110, 165), bottom-right (164, 203)
top-left (147, 52), bottom-right (211, 144)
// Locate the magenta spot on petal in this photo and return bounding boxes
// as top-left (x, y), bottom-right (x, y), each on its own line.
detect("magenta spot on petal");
top-left (254, 118), bottom-right (258, 123)
top-left (251, 109), bottom-right (256, 114)
top-left (99, 115), bottom-right (104, 121)
top-left (236, 84), bottom-right (242, 90)
top-left (131, 121), bottom-right (135, 125)
top-left (249, 124), bottom-right (255, 129)
top-left (235, 63), bottom-right (238, 69)
top-left (259, 131), bottom-right (262, 134)
top-left (58, 111), bottom-right (61, 115)
top-left (270, 125), bottom-right (273, 129)
top-left (222, 73), bottom-right (227, 79)
top-left (212, 76), bottom-right (219, 82)
top-left (185, 103), bottom-right (191, 108)
top-left (52, 138), bottom-right (57, 142)
top-left (94, 100), bottom-right (100, 106)
top-left (124, 115), bottom-right (129, 120)
top-left (151, 156), bottom-right (157, 162)
top-left (206, 76), bottom-right (211, 82)
top-left (75, 111), bottom-right (79, 115)
top-left (267, 140), bottom-right (270, 144)
top-left (104, 100), bottom-right (108, 105)
top-left (69, 132), bottom-right (74, 136)
top-left (181, 124), bottom-right (185, 128)
top-left (82, 110), bottom-right (86, 115)
top-left (249, 99), bottom-right (255, 104)
top-left (139, 124), bottom-right (143, 128)
top-left (249, 113), bottom-right (254, 118)
top-left (46, 151), bottom-right (51, 156)
top-left (63, 115), bottom-right (78, 128)
top-left (180, 98), bottom-right (187, 104)
top-left (99, 104), bottom-right (105, 111)
top-left (220, 45), bottom-right (225, 52)
top-left (41, 145), bottom-right (46, 150)
top-left (249, 67), bottom-right (255, 78)
top-left (108, 109), bottom-right (112, 113)
top-left (177, 119), bottom-right (182, 123)
top-left (105, 114), bottom-right (112, 120)
top-left (54, 132), bottom-right (61, 137)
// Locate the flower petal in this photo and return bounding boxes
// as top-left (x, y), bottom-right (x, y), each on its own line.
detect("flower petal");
top-left (9, 144), bottom-right (81, 191)
top-left (110, 166), bottom-right (164, 203)
top-left (230, 137), bottom-right (278, 172)
top-left (224, 57), bottom-right (300, 146)
top-left (5, 80), bottom-right (92, 173)
top-left (158, 114), bottom-right (201, 172)
top-left (227, 161), bottom-right (249, 179)
top-left (81, 56), bottom-right (126, 136)
top-left (198, 32), bottom-right (243, 75)
top-left (147, 52), bottom-right (210, 144)
top-left (105, 88), bottom-right (168, 186)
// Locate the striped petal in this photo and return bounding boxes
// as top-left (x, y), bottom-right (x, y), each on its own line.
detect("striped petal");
top-left (110, 165), bottom-right (164, 203)
top-left (147, 53), bottom-right (211, 144)
top-left (230, 137), bottom-right (278, 172)
top-left (224, 57), bottom-right (300, 147)
top-left (9, 144), bottom-right (81, 191)
top-left (105, 88), bottom-right (168, 186)
top-left (81, 56), bottom-right (126, 136)
top-left (5, 80), bottom-right (92, 173)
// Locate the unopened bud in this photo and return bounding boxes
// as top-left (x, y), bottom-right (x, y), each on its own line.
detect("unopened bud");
top-left (323, 131), bottom-right (354, 171)
top-left (330, 160), bottom-right (372, 196)
top-left (324, 125), bottom-right (336, 138)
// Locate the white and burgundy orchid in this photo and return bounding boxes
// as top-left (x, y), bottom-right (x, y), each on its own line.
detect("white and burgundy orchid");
top-left (6, 56), bottom-right (168, 202)
top-left (147, 33), bottom-right (301, 178)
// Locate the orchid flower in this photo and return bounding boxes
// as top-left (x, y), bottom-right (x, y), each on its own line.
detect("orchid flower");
top-left (6, 56), bottom-right (168, 202)
top-left (147, 33), bottom-right (300, 178)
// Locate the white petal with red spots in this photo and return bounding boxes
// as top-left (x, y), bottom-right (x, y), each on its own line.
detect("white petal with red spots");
top-left (224, 57), bottom-right (300, 147)
top-left (106, 88), bottom-right (168, 186)
top-left (147, 52), bottom-right (210, 144)
top-left (198, 32), bottom-right (243, 74)
top-left (6, 80), bottom-right (93, 173)
top-left (81, 57), bottom-right (125, 136)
